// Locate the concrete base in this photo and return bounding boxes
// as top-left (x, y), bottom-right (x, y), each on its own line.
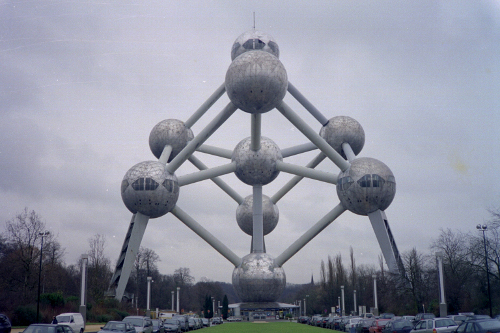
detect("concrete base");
top-left (79, 305), bottom-right (86, 323)
top-left (439, 303), bottom-right (447, 317)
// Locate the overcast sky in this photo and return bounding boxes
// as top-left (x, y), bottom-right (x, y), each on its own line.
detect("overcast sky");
top-left (1, 1), bottom-right (499, 285)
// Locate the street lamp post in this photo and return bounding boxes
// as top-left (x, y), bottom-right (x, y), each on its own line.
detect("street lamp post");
top-left (477, 224), bottom-right (492, 317)
top-left (79, 254), bottom-right (89, 322)
top-left (146, 277), bottom-right (152, 317)
top-left (305, 295), bottom-right (309, 316)
top-left (372, 275), bottom-right (378, 316)
top-left (341, 285), bottom-right (345, 317)
top-left (436, 251), bottom-right (447, 317)
top-left (36, 231), bottom-right (50, 323)
top-left (353, 290), bottom-right (357, 316)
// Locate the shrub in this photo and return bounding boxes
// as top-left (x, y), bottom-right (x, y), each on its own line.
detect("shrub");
top-left (12, 306), bottom-right (37, 326)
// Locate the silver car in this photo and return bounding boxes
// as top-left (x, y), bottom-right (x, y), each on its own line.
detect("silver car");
top-left (410, 318), bottom-right (458, 333)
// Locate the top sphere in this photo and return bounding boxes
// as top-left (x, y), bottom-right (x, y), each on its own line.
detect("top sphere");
top-left (320, 116), bottom-right (365, 159)
top-left (231, 29), bottom-right (280, 60)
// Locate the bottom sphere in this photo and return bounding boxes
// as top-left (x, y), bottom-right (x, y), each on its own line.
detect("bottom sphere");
top-left (232, 253), bottom-right (286, 302)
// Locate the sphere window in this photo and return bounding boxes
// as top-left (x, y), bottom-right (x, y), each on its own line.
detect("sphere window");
top-left (243, 39), bottom-right (265, 50)
top-left (132, 178), bottom-right (159, 191)
top-left (338, 176), bottom-right (354, 190)
top-left (371, 174), bottom-right (385, 187)
top-left (358, 174), bottom-right (372, 188)
top-left (162, 179), bottom-right (175, 192)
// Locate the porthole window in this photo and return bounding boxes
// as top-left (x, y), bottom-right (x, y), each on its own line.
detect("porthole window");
top-left (243, 39), bottom-right (266, 50)
top-left (358, 174), bottom-right (372, 187)
top-left (371, 174), bottom-right (385, 187)
top-left (132, 178), bottom-right (159, 191)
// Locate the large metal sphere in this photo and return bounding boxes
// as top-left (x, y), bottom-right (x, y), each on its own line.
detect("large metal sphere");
top-left (320, 116), bottom-right (365, 159)
top-left (336, 157), bottom-right (396, 216)
top-left (232, 253), bottom-right (286, 302)
top-left (231, 29), bottom-right (280, 60)
top-left (225, 50), bottom-right (288, 114)
top-left (232, 137), bottom-right (282, 186)
top-left (149, 119), bottom-right (194, 162)
top-left (236, 195), bottom-right (279, 236)
top-left (121, 161), bottom-right (179, 218)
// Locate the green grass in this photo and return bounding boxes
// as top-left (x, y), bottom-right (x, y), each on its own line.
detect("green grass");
top-left (204, 322), bottom-right (338, 332)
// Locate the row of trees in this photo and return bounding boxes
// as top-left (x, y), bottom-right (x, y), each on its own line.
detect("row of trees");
top-left (0, 208), bottom-right (234, 325)
top-left (284, 210), bottom-right (500, 316)
top-left (1, 207), bottom-right (499, 324)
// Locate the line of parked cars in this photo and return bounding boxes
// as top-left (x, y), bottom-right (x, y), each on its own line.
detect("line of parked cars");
top-left (297, 312), bottom-right (500, 333)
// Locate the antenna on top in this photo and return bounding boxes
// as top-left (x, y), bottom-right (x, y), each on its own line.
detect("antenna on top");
top-left (253, 12), bottom-right (256, 29)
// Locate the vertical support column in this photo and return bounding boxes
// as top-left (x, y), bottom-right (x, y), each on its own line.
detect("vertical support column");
top-left (373, 275), bottom-right (379, 316)
top-left (338, 297), bottom-right (340, 314)
top-left (353, 290), bottom-right (357, 316)
top-left (79, 254), bottom-right (88, 323)
top-left (298, 300), bottom-right (302, 317)
top-left (146, 277), bottom-right (152, 317)
top-left (252, 185), bottom-right (264, 253)
top-left (436, 252), bottom-right (447, 317)
top-left (341, 285), bottom-right (345, 317)
top-left (304, 297), bottom-right (307, 316)
top-left (177, 287), bottom-right (180, 314)
top-left (171, 291), bottom-right (174, 311)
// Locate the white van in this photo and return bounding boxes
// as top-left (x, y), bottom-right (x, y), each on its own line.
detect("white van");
top-left (56, 313), bottom-right (85, 333)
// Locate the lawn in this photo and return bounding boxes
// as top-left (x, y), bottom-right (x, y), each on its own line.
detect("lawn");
top-left (204, 322), bottom-right (335, 332)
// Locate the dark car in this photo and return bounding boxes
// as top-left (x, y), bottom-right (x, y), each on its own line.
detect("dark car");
top-left (162, 319), bottom-right (181, 333)
top-left (22, 324), bottom-right (75, 333)
top-left (298, 316), bottom-right (309, 324)
top-left (0, 315), bottom-right (11, 333)
top-left (412, 314), bottom-right (436, 326)
top-left (98, 321), bottom-right (136, 333)
top-left (455, 319), bottom-right (500, 333)
top-left (465, 315), bottom-right (491, 322)
top-left (151, 320), bottom-right (163, 333)
top-left (383, 320), bottom-right (413, 333)
top-left (357, 319), bottom-right (376, 333)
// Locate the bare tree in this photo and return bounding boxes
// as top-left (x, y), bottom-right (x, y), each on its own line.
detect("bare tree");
top-left (86, 234), bottom-right (111, 303)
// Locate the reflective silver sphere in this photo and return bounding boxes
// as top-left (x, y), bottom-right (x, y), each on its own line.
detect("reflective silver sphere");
top-left (232, 137), bottom-right (282, 186)
top-left (232, 253), bottom-right (286, 302)
top-left (231, 29), bottom-right (280, 60)
top-left (149, 119), bottom-right (194, 162)
top-left (121, 161), bottom-right (179, 218)
top-left (225, 50), bottom-right (288, 114)
top-left (336, 157), bottom-right (396, 216)
top-left (236, 194), bottom-right (279, 236)
top-left (320, 116), bottom-right (365, 159)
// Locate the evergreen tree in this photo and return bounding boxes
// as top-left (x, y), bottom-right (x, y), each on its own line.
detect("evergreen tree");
top-left (222, 295), bottom-right (229, 319)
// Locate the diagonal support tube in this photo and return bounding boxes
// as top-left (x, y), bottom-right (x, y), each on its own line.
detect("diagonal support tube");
top-left (276, 160), bottom-right (337, 184)
top-left (342, 142), bottom-right (356, 162)
top-left (196, 145), bottom-right (233, 159)
top-left (178, 162), bottom-right (236, 187)
top-left (274, 203), bottom-right (346, 267)
top-left (188, 155), bottom-right (243, 204)
top-left (184, 83), bottom-right (226, 128)
top-left (281, 142), bottom-right (318, 158)
top-left (287, 81), bottom-right (329, 126)
top-left (167, 102), bottom-right (238, 174)
top-left (277, 101), bottom-right (350, 172)
top-left (271, 152), bottom-right (326, 203)
top-left (170, 205), bottom-right (242, 267)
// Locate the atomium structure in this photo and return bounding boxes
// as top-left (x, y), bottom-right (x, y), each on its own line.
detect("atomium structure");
top-left (108, 29), bottom-right (405, 303)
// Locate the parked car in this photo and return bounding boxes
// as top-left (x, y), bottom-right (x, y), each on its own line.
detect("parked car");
top-left (346, 318), bottom-right (363, 332)
top-left (297, 316), bottom-right (309, 324)
top-left (465, 315), bottom-right (491, 322)
top-left (455, 319), bottom-right (500, 333)
top-left (369, 319), bottom-right (391, 333)
top-left (151, 320), bottom-right (163, 333)
top-left (0, 315), bottom-right (11, 333)
top-left (412, 314), bottom-right (436, 326)
top-left (98, 321), bottom-right (136, 333)
top-left (410, 318), bottom-right (458, 333)
top-left (226, 316), bottom-right (242, 322)
top-left (201, 319), bottom-right (208, 327)
top-left (380, 314), bottom-right (395, 320)
top-left (402, 316), bottom-right (415, 323)
top-left (331, 317), bottom-right (344, 330)
top-left (382, 319), bottom-right (413, 333)
top-left (171, 316), bottom-right (188, 332)
top-left (357, 319), bottom-right (376, 333)
top-left (123, 316), bottom-right (153, 333)
top-left (447, 315), bottom-right (467, 325)
top-left (56, 313), bottom-right (85, 333)
top-left (162, 319), bottom-right (181, 333)
top-left (211, 317), bottom-right (223, 325)
top-left (22, 324), bottom-right (75, 333)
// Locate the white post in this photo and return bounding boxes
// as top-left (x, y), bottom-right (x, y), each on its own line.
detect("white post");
top-left (171, 291), bottom-right (174, 311)
top-left (79, 254), bottom-right (88, 322)
top-left (373, 275), bottom-right (378, 315)
top-left (436, 252), bottom-right (447, 317)
top-left (147, 277), bottom-right (152, 313)
top-left (353, 290), bottom-right (357, 315)
top-left (177, 287), bottom-right (180, 314)
top-left (298, 300), bottom-right (302, 316)
top-left (341, 285), bottom-right (345, 316)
